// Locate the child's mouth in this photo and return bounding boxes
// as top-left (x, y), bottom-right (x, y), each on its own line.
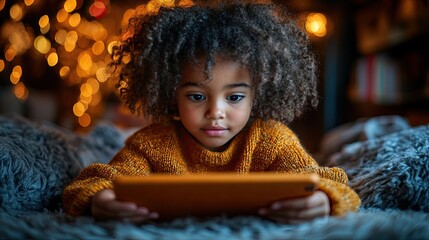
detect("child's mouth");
top-left (202, 126), bottom-right (228, 137)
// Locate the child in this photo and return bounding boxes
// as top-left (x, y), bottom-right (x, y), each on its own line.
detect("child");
top-left (63, 0), bottom-right (360, 224)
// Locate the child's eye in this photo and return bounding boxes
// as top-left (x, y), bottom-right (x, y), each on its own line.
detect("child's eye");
top-left (227, 95), bottom-right (245, 102)
top-left (187, 94), bottom-right (206, 102)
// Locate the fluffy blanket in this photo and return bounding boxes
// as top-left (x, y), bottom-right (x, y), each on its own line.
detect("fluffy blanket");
top-left (328, 124), bottom-right (429, 211)
top-left (1, 115), bottom-right (428, 239)
top-left (1, 208), bottom-right (429, 239)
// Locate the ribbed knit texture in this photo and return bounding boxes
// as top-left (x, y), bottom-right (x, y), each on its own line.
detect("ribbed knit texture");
top-left (63, 119), bottom-right (360, 216)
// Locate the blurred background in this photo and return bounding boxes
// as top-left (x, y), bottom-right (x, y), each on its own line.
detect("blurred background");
top-left (1, 0), bottom-right (428, 153)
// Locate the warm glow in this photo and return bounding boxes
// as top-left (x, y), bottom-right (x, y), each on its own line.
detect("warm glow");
top-left (64, 42), bottom-right (76, 52)
top-left (90, 92), bottom-right (102, 107)
top-left (14, 82), bottom-right (29, 100)
top-left (80, 94), bottom-right (92, 104)
top-left (10, 65), bottom-right (22, 84)
top-left (56, 9), bottom-right (69, 23)
top-left (59, 66), bottom-right (70, 78)
top-left (87, 78), bottom-right (100, 93)
top-left (10, 4), bottom-right (24, 21)
top-left (10, 73), bottom-right (20, 84)
top-left (77, 36), bottom-right (90, 48)
top-left (107, 40), bottom-right (119, 54)
top-left (0, 59), bottom-right (4, 72)
top-left (122, 9), bottom-right (136, 27)
top-left (13, 65), bottom-right (22, 76)
top-left (65, 31), bottom-right (78, 52)
top-left (47, 52), bottom-right (59, 66)
top-left (92, 41), bottom-right (105, 55)
top-left (24, 0), bottom-right (35, 6)
top-left (78, 113), bottom-right (91, 127)
top-left (162, 0), bottom-right (176, 5)
top-left (55, 29), bottom-right (67, 44)
top-left (69, 13), bottom-right (81, 27)
top-left (0, 0), bottom-right (6, 11)
top-left (92, 27), bottom-right (107, 41)
top-left (40, 23), bottom-right (50, 34)
top-left (76, 65), bottom-right (89, 77)
top-left (89, 1), bottom-right (107, 19)
top-left (39, 15), bottom-right (49, 28)
top-left (178, 0), bottom-right (194, 7)
top-left (78, 52), bottom-right (93, 71)
top-left (34, 35), bottom-right (51, 54)
top-left (0, 0), bottom-right (137, 126)
top-left (64, 0), bottom-right (77, 13)
top-left (66, 31), bottom-right (78, 43)
top-left (305, 13), bottom-right (327, 37)
top-left (122, 54), bottom-right (131, 64)
top-left (6, 22), bottom-right (33, 55)
top-left (73, 101), bottom-right (86, 116)
top-left (5, 48), bottom-right (16, 61)
top-left (80, 82), bottom-right (93, 97)
top-left (96, 67), bottom-right (109, 82)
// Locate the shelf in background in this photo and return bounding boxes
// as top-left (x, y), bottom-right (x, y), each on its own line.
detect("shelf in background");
top-left (355, 0), bottom-right (429, 54)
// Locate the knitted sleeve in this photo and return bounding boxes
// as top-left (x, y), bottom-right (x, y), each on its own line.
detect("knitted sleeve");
top-left (62, 132), bottom-right (152, 216)
top-left (266, 122), bottom-right (361, 216)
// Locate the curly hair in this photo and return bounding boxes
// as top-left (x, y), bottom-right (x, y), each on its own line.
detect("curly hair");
top-left (110, 1), bottom-right (318, 124)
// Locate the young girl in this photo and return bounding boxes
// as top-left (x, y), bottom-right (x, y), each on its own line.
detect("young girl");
top-left (63, 0), bottom-right (360, 224)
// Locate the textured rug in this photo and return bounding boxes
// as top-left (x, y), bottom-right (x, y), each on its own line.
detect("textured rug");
top-left (1, 208), bottom-right (429, 240)
top-left (0, 114), bottom-right (125, 215)
top-left (328, 125), bottom-right (429, 211)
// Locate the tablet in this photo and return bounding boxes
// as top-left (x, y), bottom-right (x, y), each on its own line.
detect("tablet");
top-left (113, 173), bottom-right (319, 220)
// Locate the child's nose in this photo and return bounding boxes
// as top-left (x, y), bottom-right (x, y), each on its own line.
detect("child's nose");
top-left (205, 100), bottom-right (225, 120)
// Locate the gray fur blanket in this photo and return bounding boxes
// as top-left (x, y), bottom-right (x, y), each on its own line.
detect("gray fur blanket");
top-left (1, 115), bottom-right (429, 239)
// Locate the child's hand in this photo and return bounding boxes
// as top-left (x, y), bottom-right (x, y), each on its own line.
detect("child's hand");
top-left (91, 189), bottom-right (159, 223)
top-left (258, 191), bottom-right (330, 224)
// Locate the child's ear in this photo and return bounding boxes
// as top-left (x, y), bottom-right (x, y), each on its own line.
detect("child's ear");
top-left (173, 116), bottom-right (181, 121)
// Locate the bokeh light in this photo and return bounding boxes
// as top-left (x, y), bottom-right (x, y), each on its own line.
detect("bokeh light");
top-left (0, 0), bottom-right (6, 11)
top-left (78, 113), bottom-right (91, 127)
top-left (305, 13), bottom-right (328, 37)
top-left (47, 52), bottom-right (59, 67)
top-left (14, 82), bottom-right (29, 100)
top-left (69, 13), bottom-right (81, 28)
top-left (10, 4), bottom-right (24, 21)
top-left (0, 0), bottom-right (193, 128)
top-left (24, 0), bottom-right (35, 6)
top-left (0, 60), bottom-right (5, 72)
top-left (64, 0), bottom-right (77, 13)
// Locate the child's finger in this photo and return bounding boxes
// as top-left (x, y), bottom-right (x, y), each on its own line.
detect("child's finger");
top-left (295, 205), bottom-right (329, 219)
top-left (271, 191), bottom-right (327, 210)
top-left (94, 204), bottom-right (153, 219)
top-left (102, 200), bottom-right (139, 214)
top-left (266, 205), bottom-right (328, 219)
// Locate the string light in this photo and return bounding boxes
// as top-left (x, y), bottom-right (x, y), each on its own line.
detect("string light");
top-left (10, 4), bottom-right (24, 21)
top-left (0, 60), bottom-right (5, 72)
top-left (0, 0), bottom-right (6, 11)
top-left (24, 0), bottom-right (35, 7)
top-left (305, 13), bottom-right (328, 37)
top-left (1, 0), bottom-right (194, 128)
top-left (14, 82), bottom-right (29, 100)
top-left (89, 1), bottom-right (108, 19)
top-left (63, 0), bottom-right (77, 13)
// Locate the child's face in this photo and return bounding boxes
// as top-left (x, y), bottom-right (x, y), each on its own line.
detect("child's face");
top-left (178, 56), bottom-right (253, 151)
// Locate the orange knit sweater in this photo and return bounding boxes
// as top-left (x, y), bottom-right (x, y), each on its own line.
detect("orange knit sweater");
top-left (63, 119), bottom-right (361, 216)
